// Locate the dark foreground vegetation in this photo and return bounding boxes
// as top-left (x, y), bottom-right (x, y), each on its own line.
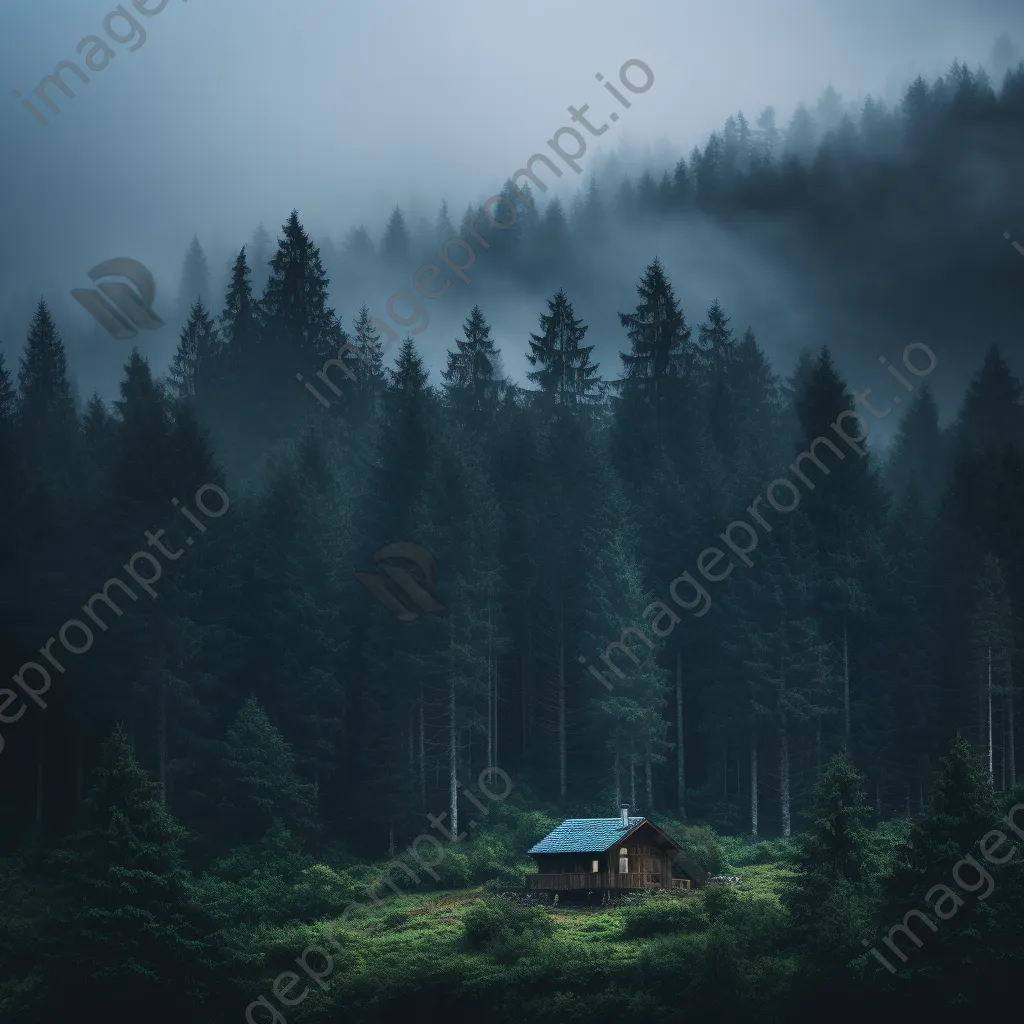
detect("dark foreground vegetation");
top-left (2, 48), bottom-right (1024, 1024)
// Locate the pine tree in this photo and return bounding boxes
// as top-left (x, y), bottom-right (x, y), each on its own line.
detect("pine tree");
top-left (526, 289), bottom-right (602, 408)
top-left (885, 385), bottom-right (946, 509)
top-left (47, 727), bottom-right (223, 1021)
top-left (347, 304), bottom-right (387, 422)
top-left (879, 736), bottom-right (1004, 1002)
top-left (218, 696), bottom-right (319, 844)
top-left (782, 754), bottom-right (873, 997)
top-left (17, 299), bottom-right (77, 469)
top-left (442, 306), bottom-right (503, 430)
top-left (109, 349), bottom-right (174, 521)
top-left (219, 246), bottom-right (260, 379)
top-left (613, 258), bottom-right (692, 478)
top-left (953, 343), bottom-right (1024, 456)
top-left (381, 205), bottom-right (410, 262)
top-left (176, 235), bottom-right (210, 315)
top-left (260, 210), bottom-right (346, 431)
top-left (249, 222), bottom-right (272, 296)
top-left (695, 300), bottom-right (738, 457)
top-left (435, 199), bottom-right (455, 240)
top-left (537, 198), bottom-right (573, 281)
top-left (167, 299), bottom-right (221, 408)
top-left (585, 507), bottom-right (671, 812)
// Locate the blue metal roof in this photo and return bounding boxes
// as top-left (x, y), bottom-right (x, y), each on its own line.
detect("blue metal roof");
top-left (528, 816), bottom-right (647, 854)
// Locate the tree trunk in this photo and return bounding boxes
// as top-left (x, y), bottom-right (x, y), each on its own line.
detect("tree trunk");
top-left (449, 617), bottom-right (458, 839)
top-left (979, 665), bottom-right (985, 764)
top-left (418, 683), bottom-right (426, 807)
top-left (408, 717), bottom-right (415, 796)
top-left (645, 756), bottom-right (653, 811)
top-left (919, 777), bottom-right (925, 812)
top-left (988, 647), bottom-right (994, 784)
top-left (558, 612), bottom-right (566, 802)
top-left (779, 711), bottom-right (790, 838)
top-left (487, 603), bottom-right (493, 767)
top-left (493, 653), bottom-right (499, 768)
top-left (35, 722), bottom-right (45, 828)
top-left (158, 678), bottom-right (168, 806)
top-left (843, 622), bottom-right (850, 752)
top-left (388, 820), bottom-right (395, 859)
top-left (875, 779), bottom-right (882, 819)
top-left (1009, 672), bottom-right (1016, 788)
top-left (614, 749), bottom-right (621, 808)
top-left (676, 651), bottom-right (685, 814)
top-left (722, 744), bottom-right (728, 802)
top-left (76, 733), bottom-right (85, 812)
top-left (630, 745), bottom-right (637, 809)
top-left (1002, 702), bottom-right (1007, 791)
top-left (522, 612), bottom-right (530, 756)
top-left (814, 714), bottom-right (822, 781)
top-left (750, 726), bottom-right (758, 838)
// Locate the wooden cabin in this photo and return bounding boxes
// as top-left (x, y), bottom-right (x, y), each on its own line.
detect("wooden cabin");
top-left (526, 805), bottom-right (702, 892)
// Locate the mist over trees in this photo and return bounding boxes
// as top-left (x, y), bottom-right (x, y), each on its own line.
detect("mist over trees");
top-left (1, 48), bottom-right (1024, 1024)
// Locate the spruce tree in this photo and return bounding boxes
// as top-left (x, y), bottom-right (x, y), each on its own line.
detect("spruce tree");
top-left (381, 205), bottom-right (410, 262)
top-left (435, 199), bottom-right (455, 240)
top-left (885, 385), bottom-right (946, 509)
top-left (526, 289), bottom-right (602, 408)
top-left (346, 304), bottom-right (387, 424)
top-left (442, 305), bottom-right (504, 431)
top-left (167, 299), bottom-right (221, 408)
top-left (17, 299), bottom-right (77, 469)
top-left (175, 235), bottom-right (210, 318)
top-left (248, 222), bottom-right (272, 296)
top-left (218, 696), bottom-right (319, 844)
top-left (47, 727), bottom-right (222, 1021)
top-left (695, 299), bottom-right (738, 457)
top-left (613, 258), bottom-right (693, 479)
top-left (953, 343), bottom-right (1024, 456)
top-left (260, 210), bottom-right (346, 431)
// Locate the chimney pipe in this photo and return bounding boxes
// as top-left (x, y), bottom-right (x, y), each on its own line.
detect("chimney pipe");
top-left (620, 804), bottom-right (629, 826)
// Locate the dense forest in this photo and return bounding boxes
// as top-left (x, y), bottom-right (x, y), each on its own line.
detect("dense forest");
top-left (3, 52), bottom-right (1024, 1024)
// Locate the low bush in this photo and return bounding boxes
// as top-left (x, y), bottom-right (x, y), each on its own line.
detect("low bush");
top-left (462, 895), bottom-right (553, 954)
top-left (719, 835), bottom-right (797, 869)
top-left (621, 894), bottom-right (709, 938)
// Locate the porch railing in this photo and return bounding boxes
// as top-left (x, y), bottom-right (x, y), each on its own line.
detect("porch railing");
top-left (527, 872), bottom-right (691, 891)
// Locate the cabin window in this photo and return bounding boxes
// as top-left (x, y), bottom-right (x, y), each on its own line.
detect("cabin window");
top-left (618, 847), bottom-right (628, 873)
top-left (591, 859), bottom-right (599, 873)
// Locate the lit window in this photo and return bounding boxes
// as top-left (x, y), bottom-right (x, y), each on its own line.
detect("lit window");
top-left (591, 859), bottom-right (599, 872)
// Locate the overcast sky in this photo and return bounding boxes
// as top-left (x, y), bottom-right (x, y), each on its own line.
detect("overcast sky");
top-left (1, 0), bottom-right (1021, 401)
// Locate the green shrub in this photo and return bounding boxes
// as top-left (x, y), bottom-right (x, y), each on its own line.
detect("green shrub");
top-left (671, 824), bottom-right (723, 876)
top-left (621, 894), bottom-right (709, 938)
top-left (290, 864), bottom-right (365, 917)
top-left (462, 895), bottom-right (552, 953)
top-left (719, 835), bottom-right (796, 869)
